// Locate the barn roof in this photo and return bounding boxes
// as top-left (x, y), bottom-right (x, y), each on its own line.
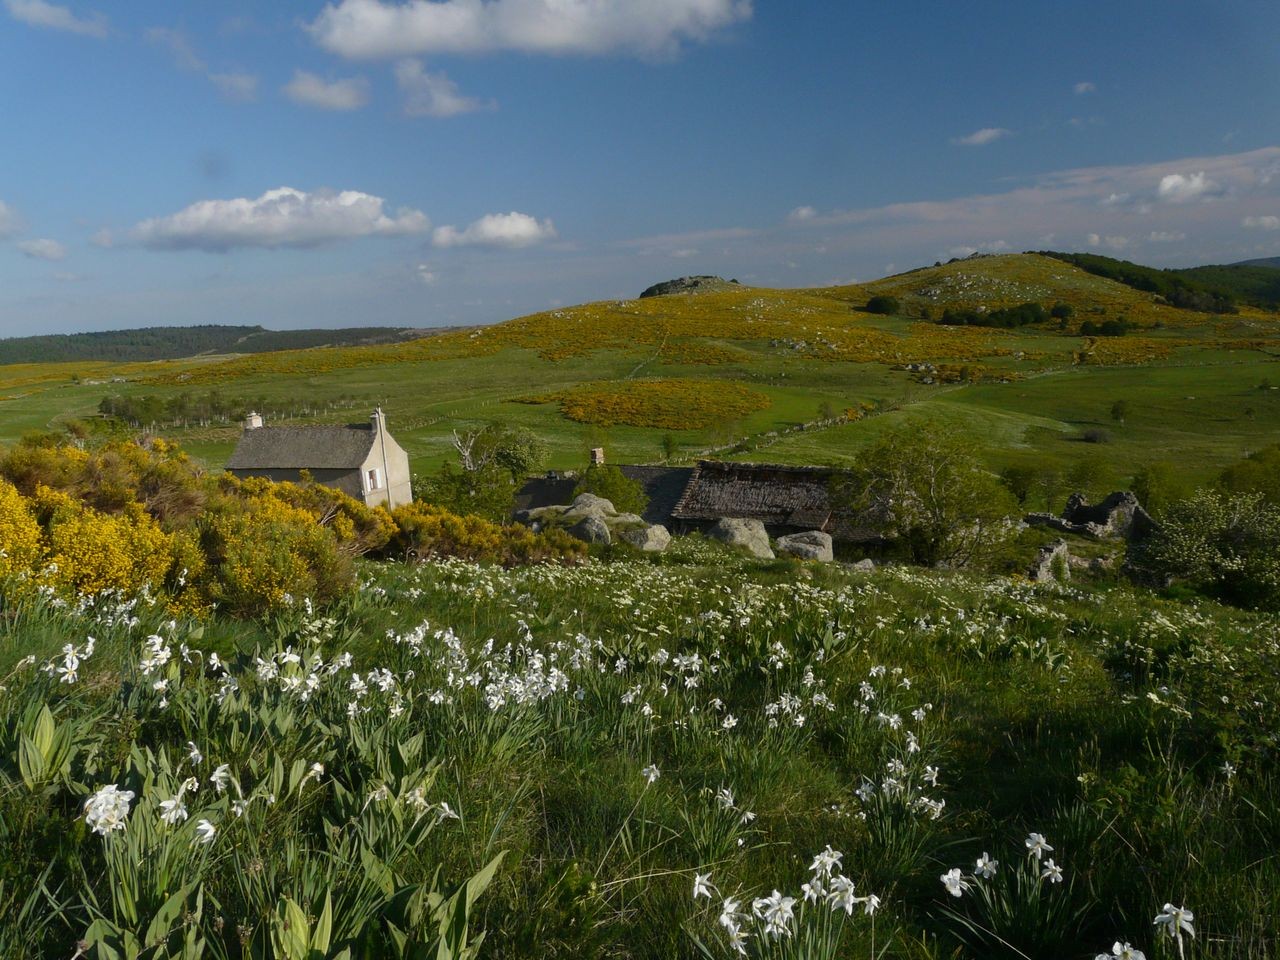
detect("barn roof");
top-left (671, 460), bottom-right (838, 528)
top-left (225, 423), bottom-right (375, 471)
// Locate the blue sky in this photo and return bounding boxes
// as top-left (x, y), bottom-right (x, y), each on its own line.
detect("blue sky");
top-left (2, 0), bottom-right (1280, 335)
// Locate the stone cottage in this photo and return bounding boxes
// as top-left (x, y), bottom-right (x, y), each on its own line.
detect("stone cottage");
top-left (225, 408), bottom-right (412, 509)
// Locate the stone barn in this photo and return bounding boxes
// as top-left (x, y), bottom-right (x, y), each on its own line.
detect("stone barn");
top-left (225, 408), bottom-right (412, 509)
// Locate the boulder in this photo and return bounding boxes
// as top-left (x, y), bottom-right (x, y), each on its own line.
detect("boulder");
top-left (638, 275), bottom-right (738, 298)
top-left (707, 518), bottom-right (774, 559)
top-left (619, 524), bottom-right (672, 552)
top-left (610, 512), bottom-right (646, 528)
top-left (850, 558), bottom-right (876, 573)
top-left (1028, 539), bottom-right (1070, 582)
top-left (567, 514), bottom-right (612, 545)
top-left (776, 530), bottom-right (834, 562)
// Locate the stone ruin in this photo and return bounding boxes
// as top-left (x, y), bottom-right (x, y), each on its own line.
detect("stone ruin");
top-left (1024, 491), bottom-right (1158, 541)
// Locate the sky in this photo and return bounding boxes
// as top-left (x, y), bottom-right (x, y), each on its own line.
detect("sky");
top-left (2, 0), bottom-right (1280, 336)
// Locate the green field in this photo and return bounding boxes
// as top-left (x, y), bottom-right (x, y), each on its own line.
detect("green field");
top-left (2, 254), bottom-right (1278, 497)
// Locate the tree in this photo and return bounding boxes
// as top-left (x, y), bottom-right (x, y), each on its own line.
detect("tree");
top-left (572, 464), bottom-right (648, 515)
top-left (1050, 302), bottom-right (1074, 320)
top-left (660, 434), bottom-right (679, 462)
top-left (1110, 399), bottom-right (1130, 425)
top-left (835, 422), bottom-right (1018, 567)
top-left (864, 295), bottom-right (900, 315)
top-left (1130, 461), bottom-right (1182, 517)
top-left (451, 424), bottom-right (548, 480)
top-left (999, 465), bottom-right (1038, 505)
top-left (1066, 454), bottom-right (1106, 495)
top-left (1218, 443), bottom-right (1280, 505)
top-left (424, 423), bottom-right (548, 521)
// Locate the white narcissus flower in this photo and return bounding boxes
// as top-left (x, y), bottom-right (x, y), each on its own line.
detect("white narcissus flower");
top-left (1154, 903), bottom-right (1195, 940)
top-left (975, 852), bottom-right (998, 878)
top-left (194, 819), bottom-right (217, 844)
top-left (692, 872), bottom-right (713, 900)
top-left (641, 764), bottom-right (660, 784)
top-left (941, 868), bottom-right (969, 897)
top-left (1025, 832), bottom-right (1053, 860)
top-left (159, 796), bottom-right (189, 825)
top-left (83, 784), bottom-right (135, 835)
top-left (1041, 858), bottom-right (1064, 883)
top-left (210, 764), bottom-right (232, 793)
top-left (808, 845), bottom-right (843, 877)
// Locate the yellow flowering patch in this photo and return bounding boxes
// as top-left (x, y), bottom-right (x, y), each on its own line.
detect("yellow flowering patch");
top-left (521, 378), bottom-right (772, 430)
top-left (0, 479), bottom-right (42, 581)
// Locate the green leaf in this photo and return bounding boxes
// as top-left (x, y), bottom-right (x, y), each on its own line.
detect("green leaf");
top-left (271, 897), bottom-right (310, 960)
top-left (31, 704), bottom-right (55, 756)
top-left (17, 735), bottom-right (45, 790)
top-left (311, 890), bottom-right (332, 953)
top-left (143, 882), bottom-right (193, 950)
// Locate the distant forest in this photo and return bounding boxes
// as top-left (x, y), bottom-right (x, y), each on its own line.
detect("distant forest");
top-left (1041, 251), bottom-right (1280, 312)
top-left (0, 324), bottom-right (423, 365)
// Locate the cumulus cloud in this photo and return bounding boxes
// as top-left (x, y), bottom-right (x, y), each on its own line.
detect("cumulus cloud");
top-left (951, 127), bottom-right (1012, 147)
top-left (1147, 230), bottom-right (1186, 243)
top-left (1087, 233), bottom-right (1130, 250)
top-left (787, 205), bottom-right (817, 223)
top-left (1243, 215), bottom-right (1280, 230)
top-left (284, 70), bottom-right (370, 110)
top-left (4, 0), bottom-right (106, 37)
top-left (17, 238), bottom-right (67, 260)
top-left (395, 59), bottom-right (490, 117)
top-left (946, 240), bottom-right (1009, 257)
top-left (130, 187), bottom-right (429, 252)
top-left (1073, 81), bottom-right (1096, 94)
top-left (308, 0), bottom-right (752, 59)
top-left (415, 263), bottom-right (437, 284)
top-left (147, 26), bottom-right (259, 101)
top-left (432, 211), bottom-right (556, 248)
top-left (0, 200), bottom-right (17, 237)
top-left (1157, 171), bottom-right (1221, 204)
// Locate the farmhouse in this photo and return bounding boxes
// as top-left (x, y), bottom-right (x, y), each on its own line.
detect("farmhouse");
top-left (225, 408), bottom-right (412, 509)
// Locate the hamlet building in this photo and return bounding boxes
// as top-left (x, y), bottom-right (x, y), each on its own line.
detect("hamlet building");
top-left (225, 408), bottom-right (412, 509)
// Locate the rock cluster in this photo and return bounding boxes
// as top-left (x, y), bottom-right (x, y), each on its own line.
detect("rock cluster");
top-left (515, 494), bottom-right (669, 550)
top-left (638, 276), bottom-right (739, 298)
top-left (707, 518), bottom-right (774, 559)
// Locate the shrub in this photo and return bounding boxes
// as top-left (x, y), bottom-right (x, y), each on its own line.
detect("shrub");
top-left (1129, 490), bottom-right (1280, 609)
top-left (572, 464), bottom-right (649, 516)
top-left (418, 461), bottom-right (518, 523)
top-left (388, 502), bottom-right (585, 565)
top-left (1081, 428), bottom-right (1111, 444)
top-left (0, 480), bottom-right (43, 582)
top-left (864, 295), bottom-right (900, 315)
top-left (1050, 302), bottom-right (1074, 320)
top-left (1218, 443), bottom-right (1280, 505)
top-left (228, 475), bottom-right (395, 557)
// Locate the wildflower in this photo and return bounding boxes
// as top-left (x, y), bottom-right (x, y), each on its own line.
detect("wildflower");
top-left (809, 845), bottom-right (843, 877)
top-left (826, 874), bottom-right (857, 914)
top-left (194, 819), bottom-right (217, 845)
top-left (1041, 858), bottom-right (1064, 883)
top-left (861, 893), bottom-right (882, 915)
top-left (941, 868), bottom-right (970, 898)
top-left (435, 801), bottom-right (460, 823)
top-left (721, 714), bottom-right (738, 730)
top-left (1221, 761), bottom-right (1237, 780)
top-left (718, 897), bottom-right (741, 929)
top-left (210, 764), bottom-right (231, 793)
top-left (725, 924), bottom-right (749, 955)
top-left (693, 872), bottom-right (714, 900)
top-left (187, 741), bottom-right (203, 766)
top-left (84, 785), bottom-right (135, 835)
top-left (976, 852), bottom-right (998, 878)
top-left (1095, 944), bottom-right (1146, 960)
top-left (1154, 903), bottom-right (1194, 942)
top-left (641, 763), bottom-right (660, 785)
top-left (715, 786), bottom-right (735, 810)
top-left (752, 890), bottom-right (796, 937)
top-left (1025, 832), bottom-right (1053, 860)
top-left (159, 795), bottom-right (189, 826)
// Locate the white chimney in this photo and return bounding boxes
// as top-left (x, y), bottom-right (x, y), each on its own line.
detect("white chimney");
top-left (590, 446), bottom-right (605, 466)
top-left (371, 407), bottom-right (386, 434)
top-left (244, 411), bottom-right (263, 430)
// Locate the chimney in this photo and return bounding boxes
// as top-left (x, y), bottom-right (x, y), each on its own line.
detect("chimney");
top-left (244, 411), bottom-right (263, 430)
top-left (590, 447), bottom-right (605, 466)
top-left (371, 407), bottom-right (386, 434)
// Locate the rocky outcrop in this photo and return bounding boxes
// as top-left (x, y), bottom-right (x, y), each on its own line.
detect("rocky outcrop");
top-left (850, 558), bottom-right (876, 573)
top-left (567, 514), bottom-right (612, 545)
top-left (1028, 540), bottom-right (1070, 582)
top-left (618, 524), bottom-right (672, 552)
top-left (1025, 491), bottom-right (1158, 541)
top-left (776, 530), bottom-right (833, 562)
top-left (639, 276), bottom-right (739, 299)
top-left (707, 517), bottom-right (774, 559)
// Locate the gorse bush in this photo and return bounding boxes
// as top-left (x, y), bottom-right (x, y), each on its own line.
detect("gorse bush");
top-left (389, 502), bottom-right (586, 566)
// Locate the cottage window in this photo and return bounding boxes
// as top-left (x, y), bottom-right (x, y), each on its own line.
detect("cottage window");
top-left (367, 468), bottom-right (382, 491)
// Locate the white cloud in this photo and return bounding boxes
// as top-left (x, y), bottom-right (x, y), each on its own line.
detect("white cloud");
top-left (1157, 171), bottom-right (1221, 204)
top-left (1147, 230), bottom-right (1185, 243)
top-left (415, 263), bottom-right (437, 284)
top-left (946, 240), bottom-right (1009, 257)
top-left (787, 205), bottom-right (817, 223)
top-left (146, 27), bottom-right (259, 101)
top-left (395, 59), bottom-right (489, 117)
top-left (1100, 192), bottom-right (1130, 207)
top-left (90, 228), bottom-right (113, 247)
top-left (951, 127), bottom-right (1012, 147)
top-left (1243, 215), bottom-right (1280, 231)
top-left (308, 0), bottom-right (752, 59)
top-left (17, 238), bottom-right (67, 260)
top-left (1073, 81), bottom-right (1096, 95)
top-left (1086, 233), bottom-right (1130, 251)
top-left (670, 248), bottom-right (699, 258)
top-left (432, 211), bottom-right (556, 248)
top-left (4, 0), bottom-right (106, 37)
top-left (0, 200), bottom-right (17, 237)
top-left (284, 70), bottom-right (370, 110)
top-left (130, 187), bottom-right (429, 252)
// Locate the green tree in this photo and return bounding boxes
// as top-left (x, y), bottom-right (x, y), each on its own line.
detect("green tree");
top-left (1110, 399), bottom-right (1130, 424)
top-left (999, 465), bottom-right (1038, 506)
top-left (572, 464), bottom-right (648, 516)
top-left (835, 422), bottom-right (1018, 567)
top-left (864, 295), bottom-right (900, 315)
top-left (1066, 455), bottom-right (1107, 497)
top-left (1218, 443), bottom-right (1280, 505)
top-left (660, 433), bottom-right (679, 462)
top-left (1130, 461), bottom-right (1182, 517)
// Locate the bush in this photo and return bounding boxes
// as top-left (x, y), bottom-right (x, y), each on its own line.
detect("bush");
top-left (835, 422), bottom-right (1018, 568)
top-left (1129, 490), bottom-right (1280, 609)
top-left (572, 464), bottom-right (649, 516)
top-left (864, 295), bottom-right (901, 315)
top-left (0, 480), bottom-right (42, 582)
top-left (388, 502), bottom-right (585, 566)
top-left (1050, 302), bottom-right (1074, 320)
top-left (1081, 429), bottom-right (1111, 444)
top-left (418, 462), bottom-right (517, 523)
top-left (1218, 443), bottom-right (1280, 504)
top-left (938, 302), bottom-right (1047, 329)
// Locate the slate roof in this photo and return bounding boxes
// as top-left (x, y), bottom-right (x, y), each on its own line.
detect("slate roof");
top-left (618, 466), bottom-right (694, 525)
top-left (225, 423), bottom-right (375, 471)
top-left (671, 460), bottom-right (838, 528)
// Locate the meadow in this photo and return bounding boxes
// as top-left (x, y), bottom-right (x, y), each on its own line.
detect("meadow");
top-left (0, 544), bottom-right (1274, 958)
top-left (1, 254), bottom-right (1278, 500)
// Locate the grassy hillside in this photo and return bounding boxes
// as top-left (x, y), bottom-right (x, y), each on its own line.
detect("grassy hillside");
top-left (2, 253), bottom-right (1278, 499)
top-left (0, 324), bottom-right (430, 365)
